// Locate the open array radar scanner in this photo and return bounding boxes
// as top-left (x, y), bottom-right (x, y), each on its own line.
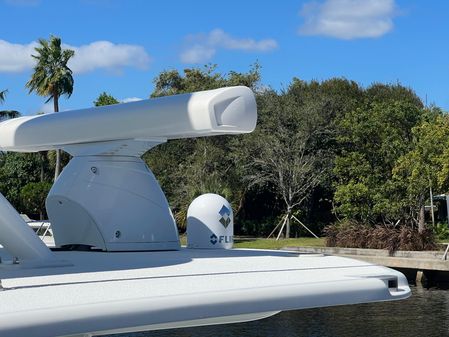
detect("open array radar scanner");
top-left (0, 86), bottom-right (410, 337)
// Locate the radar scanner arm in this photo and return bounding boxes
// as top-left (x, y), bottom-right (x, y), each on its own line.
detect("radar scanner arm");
top-left (0, 86), bottom-right (257, 155)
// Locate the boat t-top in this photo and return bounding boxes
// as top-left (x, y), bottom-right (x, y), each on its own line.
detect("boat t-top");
top-left (0, 86), bottom-right (410, 337)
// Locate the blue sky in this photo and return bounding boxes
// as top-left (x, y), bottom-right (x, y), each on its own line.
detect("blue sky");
top-left (0, 0), bottom-right (448, 115)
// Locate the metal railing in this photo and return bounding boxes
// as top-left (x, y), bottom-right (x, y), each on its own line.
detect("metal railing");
top-left (443, 243), bottom-right (449, 261)
top-left (36, 221), bottom-right (52, 240)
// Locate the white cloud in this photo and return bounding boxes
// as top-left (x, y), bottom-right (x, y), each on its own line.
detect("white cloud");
top-left (0, 39), bottom-right (151, 74)
top-left (67, 41), bottom-right (150, 74)
top-left (121, 97), bottom-right (143, 103)
top-left (181, 45), bottom-right (216, 64)
top-left (180, 29), bottom-right (278, 63)
top-left (0, 40), bottom-right (37, 72)
top-left (298, 0), bottom-right (397, 40)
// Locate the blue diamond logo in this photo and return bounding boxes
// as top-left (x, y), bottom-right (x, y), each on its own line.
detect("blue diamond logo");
top-left (219, 205), bottom-right (231, 228)
top-left (219, 205), bottom-right (230, 217)
top-left (210, 234), bottom-right (218, 245)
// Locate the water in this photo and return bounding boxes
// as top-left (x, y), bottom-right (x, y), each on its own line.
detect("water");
top-left (107, 286), bottom-right (449, 337)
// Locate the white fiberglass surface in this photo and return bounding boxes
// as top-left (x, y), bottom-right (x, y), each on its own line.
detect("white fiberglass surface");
top-left (0, 248), bottom-right (408, 310)
top-left (0, 248), bottom-right (410, 337)
top-left (1, 248), bottom-right (385, 286)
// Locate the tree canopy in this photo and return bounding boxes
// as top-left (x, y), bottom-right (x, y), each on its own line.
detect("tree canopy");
top-left (334, 98), bottom-right (424, 224)
top-left (0, 89), bottom-right (20, 121)
top-left (393, 109), bottom-right (449, 231)
top-left (241, 86), bottom-right (330, 237)
top-left (94, 92), bottom-right (119, 106)
top-left (151, 63), bottom-right (261, 98)
top-left (26, 36), bottom-right (75, 106)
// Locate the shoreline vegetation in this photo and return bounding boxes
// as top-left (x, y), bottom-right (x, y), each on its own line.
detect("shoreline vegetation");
top-left (2, 37), bottom-right (449, 251)
top-left (180, 236), bottom-right (448, 251)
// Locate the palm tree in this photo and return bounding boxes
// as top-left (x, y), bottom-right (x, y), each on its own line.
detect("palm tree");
top-left (26, 35), bottom-right (75, 181)
top-left (0, 89), bottom-right (20, 121)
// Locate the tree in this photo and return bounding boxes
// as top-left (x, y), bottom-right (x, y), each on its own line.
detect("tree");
top-left (333, 84), bottom-right (425, 225)
top-left (0, 110), bottom-right (20, 121)
top-left (365, 82), bottom-right (423, 108)
top-left (151, 63), bottom-right (260, 98)
top-left (20, 182), bottom-right (52, 220)
top-left (241, 88), bottom-right (329, 238)
top-left (278, 78), bottom-right (366, 231)
top-left (94, 92), bottom-right (119, 106)
top-left (393, 109), bottom-right (449, 232)
top-left (0, 153), bottom-right (43, 212)
top-left (26, 35), bottom-right (75, 181)
top-left (0, 89), bottom-right (20, 121)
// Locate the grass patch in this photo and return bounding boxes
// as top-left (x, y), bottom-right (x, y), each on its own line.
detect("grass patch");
top-left (234, 237), bottom-right (325, 250)
top-left (179, 235), bottom-right (325, 249)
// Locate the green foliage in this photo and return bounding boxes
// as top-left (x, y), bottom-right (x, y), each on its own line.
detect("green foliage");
top-left (151, 63), bottom-right (261, 98)
top-left (240, 86), bottom-right (331, 237)
top-left (333, 86), bottom-right (425, 224)
top-left (148, 73), bottom-right (445, 237)
top-left (0, 100), bottom-right (54, 218)
top-left (46, 150), bottom-right (71, 172)
top-left (0, 89), bottom-right (20, 121)
top-left (365, 82), bottom-right (423, 108)
top-left (26, 35), bottom-right (75, 104)
top-left (434, 223), bottom-right (449, 240)
top-left (392, 110), bottom-right (449, 226)
top-left (94, 92), bottom-right (119, 106)
top-left (333, 182), bottom-right (372, 222)
top-left (0, 153), bottom-right (43, 211)
top-left (20, 182), bottom-right (52, 219)
top-left (0, 110), bottom-right (20, 121)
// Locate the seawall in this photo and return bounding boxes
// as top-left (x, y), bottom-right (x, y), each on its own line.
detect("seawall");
top-left (283, 245), bottom-right (449, 288)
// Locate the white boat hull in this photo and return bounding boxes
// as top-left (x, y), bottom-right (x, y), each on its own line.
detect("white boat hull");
top-left (0, 248), bottom-right (410, 337)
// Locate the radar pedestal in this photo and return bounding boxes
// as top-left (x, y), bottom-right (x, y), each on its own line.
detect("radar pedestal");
top-left (46, 155), bottom-right (180, 251)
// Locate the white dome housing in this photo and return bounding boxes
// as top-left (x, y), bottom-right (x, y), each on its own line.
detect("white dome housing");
top-left (187, 194), bottom-right (233, 249)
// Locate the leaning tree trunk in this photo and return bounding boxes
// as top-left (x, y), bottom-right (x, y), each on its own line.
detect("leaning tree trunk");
top-left (53, 95), bottom-right (61, 181)
top-left (54, 150), bottom-right (61, 181)
top-left (418, 194), bottom-right (426, 234)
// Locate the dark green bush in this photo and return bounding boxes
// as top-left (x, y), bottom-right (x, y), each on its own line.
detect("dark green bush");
top-left (324, 222), bottom-right (437, 253)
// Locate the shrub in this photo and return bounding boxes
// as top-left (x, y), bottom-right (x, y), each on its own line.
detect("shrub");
top-left (434, 222), bottom-right (449, 240)
top-left (324, 222), bottom-right (437, 253)
top-left (20, 181), bottom-right (52, 219)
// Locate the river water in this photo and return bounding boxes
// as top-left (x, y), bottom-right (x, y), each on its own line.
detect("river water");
top-left (110, 286), bottom-right (449, 337)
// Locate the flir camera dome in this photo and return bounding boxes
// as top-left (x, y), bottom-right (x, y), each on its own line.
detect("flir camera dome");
top-left (187, 193), bottom-right (233, 249)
